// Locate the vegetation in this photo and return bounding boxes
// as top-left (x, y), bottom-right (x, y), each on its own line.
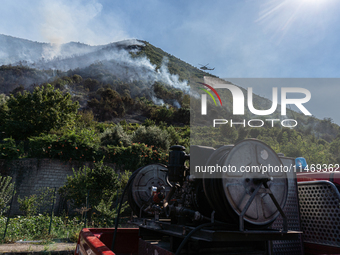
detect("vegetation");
top-left (0, 175), bottom-right (15, 216)
top-left (0, 161), bottom-right (132, 243)
top-left (132, 125), bottom-right (170, 150)
top-left (0, 214), bottom-right (83, 243)
top-left (0, 40), bottom-right (340, 243)
top-left (17, 187), bottom-right (55, 217)
top-left (191, 124), bottom-right (340, 165)
top-left (59, 160), bottom-right (130, 211)
top-left (28, 127), bottom-right (101, 161)
top-left (0, 65), bottom-right (52, 93)
top-left (105, 142), bottom-right (169, 170)
top-left (0, 138), bottom-right (24, 159)
top-left (101, 124), bottom-right (132, 147)
top-left (0, 84), bottom-right (79, 140)
top-left (0, 50), bottom-right (338, 165)
top-left (131, 41), bottom-right (212, 81)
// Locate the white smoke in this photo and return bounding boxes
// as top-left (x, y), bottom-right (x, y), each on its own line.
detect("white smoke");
top-left (1, 34), bottom-right (190, 107)
top-left (115, 39), bottom-right (145, 47)
top-left (40, 0), bottom-right (100, 58)
top-left (29, 42), bottom-right (190, 107)
top-left (173, 100), bottom-right (181, 109)
top-left (39, 0), bottom-right (128, 59)
top-left (42, 44), bottom-right (61, 60)
top-left (155, 57), bottom-right (189, 94)
top-left (151, 96), bottom-right (165, 106)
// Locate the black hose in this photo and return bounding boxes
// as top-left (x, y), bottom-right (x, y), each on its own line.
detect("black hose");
top-left (174, 222), bottom-right (230, 255)
top-left (111, 169), bottom-right (139, 251)
top-left (165, 172), bottom-right (173, 187)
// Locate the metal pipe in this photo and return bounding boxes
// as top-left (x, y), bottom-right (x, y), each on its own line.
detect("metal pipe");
top-left (163, 185), bottom-right (177, 217)
top-left (263, 182), bottom-right (288, 232)
top-left (48, 187), bottom-right (56, 235)
top-left (84, 189), bottom-right (89, 228)
top-left (239, 183), bottom-right (262, 231)
top-left (3, 185), bottom-right (15, 241)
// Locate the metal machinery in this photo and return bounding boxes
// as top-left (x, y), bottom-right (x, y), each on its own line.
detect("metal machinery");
top-left (127, 139), bottom-right (304, 255)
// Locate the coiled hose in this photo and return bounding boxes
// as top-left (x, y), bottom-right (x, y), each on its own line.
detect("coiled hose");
top-left (111, 167), bottom-right (141, 251)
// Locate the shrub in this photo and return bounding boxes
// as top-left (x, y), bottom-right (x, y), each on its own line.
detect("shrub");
top-left (131, 125), bottom-right (170, 150)
top-left (173, 106), bottom-right (190, 125)
top-left (93, 194), bottom-right (129, 227)
top-left (0, 137), bottom-right (24, 159)
top-left (59, 160), bottom-right (131, 214)
top-left (105, 143), bottom-right (168, 170)
top-left (17, 187), bottom-right (55, 217)
top-left (28, 128), bottom-right (101, 161)
top-left (100, 124), bottom-right (131, 147)
top-left (167, 126), bottom-right (181, 145)
top-left (77, 110), bottom-right (95, 127)
top-left (18, 195), bottom-right (39, 217)
top-left (143, 118), bottom-right (156, 127)
top-left (151, 106), bottom-right (174, 123)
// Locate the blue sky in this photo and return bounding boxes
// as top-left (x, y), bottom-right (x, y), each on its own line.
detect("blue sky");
top-left (1, 0), bottom-right (340, 123)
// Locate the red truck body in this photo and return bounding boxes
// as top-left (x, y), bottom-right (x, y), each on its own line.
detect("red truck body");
top-left (75, 228), bottom-right (139, 255)
top-left (75, 168), bottom-right (340, 255)
top-left (297, 170), bottom-right (340, 185)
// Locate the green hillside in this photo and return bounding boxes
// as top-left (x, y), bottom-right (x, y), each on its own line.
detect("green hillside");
top-left (132, 41), bottom-right (214, 82)
top-left (0, 40), bottom-right (339, 166)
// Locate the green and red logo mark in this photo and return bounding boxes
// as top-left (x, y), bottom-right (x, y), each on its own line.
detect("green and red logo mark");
top-left (198, 82), bottom-right (222, 106)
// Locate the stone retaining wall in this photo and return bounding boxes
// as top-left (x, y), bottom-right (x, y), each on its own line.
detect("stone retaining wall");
top-left (0, 158), bottom-right (106, 215)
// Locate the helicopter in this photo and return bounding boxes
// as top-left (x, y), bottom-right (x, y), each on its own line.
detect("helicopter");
top-left (199, 63), bottom-right (215, 71)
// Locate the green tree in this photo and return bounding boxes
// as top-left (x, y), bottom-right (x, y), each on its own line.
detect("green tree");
top-left (0, 84), bottom-right (79, 140)
top-left (173, 106), bottom-right (190, 125)
top-left (17, 187), bottom-right (55, 217)
top-left (151, 106), bottom-right (174, 122)
top-left (101, 124), bottom-right (132, 147)
top-left (132, 125), bottom-right (170, 150)
top-left (87, 88), bottom-right (126, 121)
top-left (0, 93), bottom-right (8, 105)
top-left (59, 160), bottom-right (131, 215)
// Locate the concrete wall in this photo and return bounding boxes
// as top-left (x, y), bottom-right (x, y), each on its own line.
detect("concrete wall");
top-left (0, 158), bottom-right (101, 215)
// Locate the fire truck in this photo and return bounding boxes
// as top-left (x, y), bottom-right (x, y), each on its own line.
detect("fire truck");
top-left (74, 139), bottom-right (340, 255)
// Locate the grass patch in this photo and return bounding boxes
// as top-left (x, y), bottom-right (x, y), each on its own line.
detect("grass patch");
top-left (0, 215), bottom-right (83, 244)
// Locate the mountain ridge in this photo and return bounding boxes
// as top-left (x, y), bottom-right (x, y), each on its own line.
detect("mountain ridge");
top-left (0, 34), bottom-right (338, 143)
